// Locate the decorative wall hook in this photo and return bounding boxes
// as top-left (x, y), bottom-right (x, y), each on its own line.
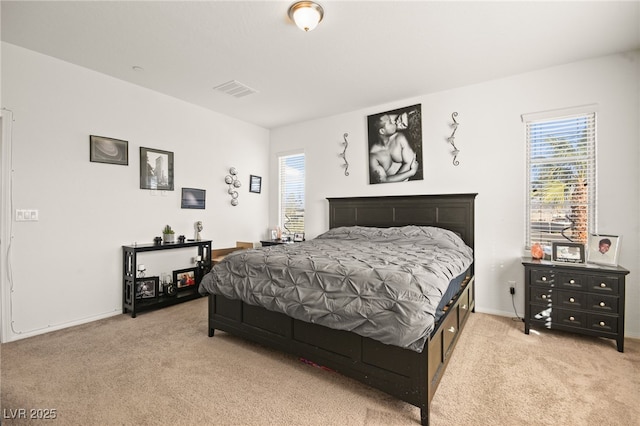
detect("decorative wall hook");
top-left (224, 167), bottom-right (241, 206)
top-left (338, 133), bottom-right (350, 176)
top-left (447, 112), bottom-right (460, 166)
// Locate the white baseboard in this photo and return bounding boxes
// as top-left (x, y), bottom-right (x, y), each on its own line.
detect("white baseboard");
top-left (2, 309), bottom-right (121, 343)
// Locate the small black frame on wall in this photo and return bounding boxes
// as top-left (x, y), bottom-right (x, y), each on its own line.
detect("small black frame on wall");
top-left (90, 135), bottom-right (128, 165)
top-left (249, 175), bottom-right (262, 193)
top-left (140, 147), bottom-right (174, 191)
top-left (181, 188), bottom-right (206, 209)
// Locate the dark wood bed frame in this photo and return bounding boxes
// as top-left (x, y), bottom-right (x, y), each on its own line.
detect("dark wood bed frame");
top-left (207, 194), bottom-right (476, 425)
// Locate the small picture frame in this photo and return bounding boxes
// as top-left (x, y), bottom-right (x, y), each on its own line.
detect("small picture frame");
top-left (249, 175), bottom-right (262, 193)
top-left (90, 135), bottom-right (128, 165)
top-left (293, 232), bottom-right (305, 242)
top-left (551, 242), bottom-right (585, 264)
top-left (135, 277), bottom-right (159, 300)
top-left (181, 187), bottom-right (206, 209)
top-left (173, 267), bottom-right (197, 290)
top-left (271, 229), bottom-right (278, 240)
top-left (140, 147), bottom-right (174, 191)
top-left (587, 234), bottom-right (620, 266)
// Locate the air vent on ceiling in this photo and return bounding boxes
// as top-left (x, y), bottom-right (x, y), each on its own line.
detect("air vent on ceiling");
top-left (213, 80), bottom-right (258, 98)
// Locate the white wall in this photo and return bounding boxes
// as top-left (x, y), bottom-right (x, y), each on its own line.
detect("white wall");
top-left (270, 51), bottom-right (640, 338)
top-left (1, 43), bottom-right (270, 341)
top-left (2, 43), bottom-right (638, 342)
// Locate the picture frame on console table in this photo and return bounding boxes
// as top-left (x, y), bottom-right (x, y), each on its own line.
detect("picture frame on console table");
top-left (173, 268), bottom-right (197, 290)
top-left (551, 242), bottom-right (585, 264)
top-left (135, 277), bottom-right (159, 300)
top-left (587, 233), bottom-right (620, 266)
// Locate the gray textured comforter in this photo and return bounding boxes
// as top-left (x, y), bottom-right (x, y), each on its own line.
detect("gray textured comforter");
top-left (199, 225), bottom-right (473, 352)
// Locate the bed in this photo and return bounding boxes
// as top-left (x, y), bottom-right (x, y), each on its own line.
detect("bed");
top-left (200, 194), bottom-right (476, 425)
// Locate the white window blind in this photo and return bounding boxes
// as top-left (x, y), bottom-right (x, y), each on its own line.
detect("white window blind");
top-left (525, 111), bottom-right (596, 247)
top-left (278, 153), bottom-right (305, 234)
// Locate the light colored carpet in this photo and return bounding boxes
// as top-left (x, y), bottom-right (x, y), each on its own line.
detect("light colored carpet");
top-left (1, 297), bottom-right (638, 425)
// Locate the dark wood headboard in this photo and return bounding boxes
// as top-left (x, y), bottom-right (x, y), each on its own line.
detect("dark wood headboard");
top-left (326, 194), bottom-right (477, 250)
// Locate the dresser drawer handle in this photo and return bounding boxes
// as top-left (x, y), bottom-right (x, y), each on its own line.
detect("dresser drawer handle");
top-left (541, 276), bottom-right (547, 282)
top-left (541, 294), bottom-right (547, 300)
top-left (599, 301), bottom-right (606, 307)
top-left (599, 321), bottom-right (606, 327)
top-left (569, 297), bottom-right (575, 303)
top-left (600, 283), bottom-right (607, 288)
top-left (569, 316), bottom-right (575, 321)
top-left (569, 279), bottom-right (575, 284)
top-left (448, 326), bottom-right (456, 333)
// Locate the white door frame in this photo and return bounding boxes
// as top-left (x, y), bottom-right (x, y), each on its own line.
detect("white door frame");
top-left (1, 109), bottom-right (15, 343)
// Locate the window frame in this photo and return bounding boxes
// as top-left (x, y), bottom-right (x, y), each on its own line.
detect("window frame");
top-left (522, 105), bottom-right (597, 249)
top-left (277, 151), bottom-right (305, 235)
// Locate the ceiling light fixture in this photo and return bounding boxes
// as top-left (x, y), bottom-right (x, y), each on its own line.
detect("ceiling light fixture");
top-left (288, 1), bottom-right (324, 32)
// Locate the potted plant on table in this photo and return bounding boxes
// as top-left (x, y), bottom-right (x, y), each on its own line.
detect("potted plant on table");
top-left (162, 225), bottom-right (175, 244)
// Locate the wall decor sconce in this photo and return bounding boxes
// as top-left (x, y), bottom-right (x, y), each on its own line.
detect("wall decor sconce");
top-left (339, 132), bottom-right (350, 176)
top-left (447, 112), bottom-right (461, 166)
top-left (224, 167), bottom-right (241, 206)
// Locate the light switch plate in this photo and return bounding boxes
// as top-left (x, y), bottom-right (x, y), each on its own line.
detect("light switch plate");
top-left (15, 209), bottom-right (39, 221)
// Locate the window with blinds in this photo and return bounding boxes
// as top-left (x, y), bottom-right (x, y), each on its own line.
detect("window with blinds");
top-left (278, 153), bottom-right (305, 234)
top-left (524, 110), bottom-right (596, 248)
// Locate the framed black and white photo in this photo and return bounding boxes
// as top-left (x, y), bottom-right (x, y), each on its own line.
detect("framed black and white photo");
top-left (89, 135), bottom-right (128, 165)
top-left (140, 147), bottom-right (174, 190)
top-left (173, 267), bottom-right (197, 290)
top-left (551, 242), bottom-right (585, 264)
top-left (249, 175), bottom-right (262, 193)
top-left (587, 234), bottom-right (620, 266)
top-left (293, 232), bottom-right (305, 242)
top-left (181, 187), bottom-right (205, 209)
top-left (367, 104), bottom-right (423, 185)
top-left (135, 276), bottom-right (159, 300)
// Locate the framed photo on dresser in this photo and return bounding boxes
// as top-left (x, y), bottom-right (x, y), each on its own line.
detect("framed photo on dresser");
top-left (587, 234), bottom-right (620, 266)
top-left (551, 242), bottom-right (585, 264)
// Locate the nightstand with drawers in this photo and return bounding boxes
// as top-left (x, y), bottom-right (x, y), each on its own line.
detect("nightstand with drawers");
top-left (522, 258), bottom-right (629, 352)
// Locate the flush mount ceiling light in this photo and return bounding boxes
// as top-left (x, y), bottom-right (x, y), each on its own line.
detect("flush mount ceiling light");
top-left (288, 1), bottom-right (324, 32)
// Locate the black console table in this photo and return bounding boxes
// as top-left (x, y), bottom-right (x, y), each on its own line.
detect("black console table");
top-left (122, 240), bottom-right (212, 317)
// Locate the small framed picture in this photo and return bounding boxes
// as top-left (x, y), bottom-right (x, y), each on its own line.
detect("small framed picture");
top-left (271, 229), bottom-right (278, 240)
top-left (173, 267), bottom-right (197, 290)
top-left (90, 135), bottom-right (128, 165)
top-left (135, 277), bottom-right (159, 300)
top-left (140, 147), bottom-right (174, 191)
top-left (249, 175), bottom-right (262, 193)
top-left (587, 234), bottom-right (620, 266)
top-left (551, 242), bottom-right (585, 264)
top-left (293, 232), bottom-right (305, 242)
top-left (181, 187), bottom-right (206, 209)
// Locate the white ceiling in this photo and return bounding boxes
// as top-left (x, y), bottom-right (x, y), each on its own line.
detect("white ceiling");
top-left (2, 1), bottom-right (639, 129)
